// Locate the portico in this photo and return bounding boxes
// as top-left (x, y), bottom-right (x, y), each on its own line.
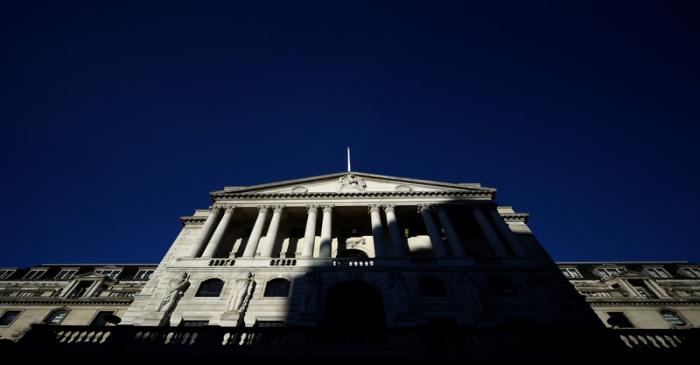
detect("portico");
top-left (186, 200), bottom-right (525, 261)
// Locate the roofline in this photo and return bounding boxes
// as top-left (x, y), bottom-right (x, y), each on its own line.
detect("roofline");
top-left (556, 261), bottom-right (693, 265)
top-left (212, 171), bottom-right (495, 195)
top-left (37, 263), bottom-right (158, 267)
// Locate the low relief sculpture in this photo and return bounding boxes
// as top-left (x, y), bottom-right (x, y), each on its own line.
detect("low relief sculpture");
top-left (157, 272), bottom-right (190, 325)
top-left (232, 272), bottom-right (255, 313)
top-left (338, 173), bottom-right (367, 192)
top-left (345, 237), bottom-right (366, 249)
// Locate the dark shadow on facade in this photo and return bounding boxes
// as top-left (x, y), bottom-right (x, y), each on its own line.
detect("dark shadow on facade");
top-left (8, 200), bottom-right (700, 361)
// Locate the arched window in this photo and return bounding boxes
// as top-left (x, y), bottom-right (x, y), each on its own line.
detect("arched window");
top-left (264, 278), bottom-right (291, 297)
top-left (45, 309), bottom-right (68, 325)
top-left (195, 279), bottom-right (224, 297)
top-left (661, 310), bottom-right (686, 327)
top-left (418, 277), bottom-right (447, 297)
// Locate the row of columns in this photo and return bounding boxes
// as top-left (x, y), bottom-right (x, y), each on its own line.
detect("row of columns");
top-left (187, 204), bottom-right (524, 259)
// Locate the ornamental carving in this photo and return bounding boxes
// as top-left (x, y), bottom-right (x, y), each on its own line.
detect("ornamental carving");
top-left (338, 174), bottom-right (367, 192)
top-left (345, 237), bottom-right (366, 249)
top-left (291, 186), bottom-right (309, 194)
top-left (395, 184), bottom-right (413, 192)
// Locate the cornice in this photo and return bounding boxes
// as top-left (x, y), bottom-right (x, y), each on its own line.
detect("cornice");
top-left (180, 216), bottom-right (207, 225)
top-left (500, 213), bottom-right (529, 223)
top-left (586, 298), bottom-right (700, 306)
top-left (0, 297), bottom-right (135, 306)
top-left (212, 171), bottom-right (496, 195)
top-left (213, 190), bottom-right (494, 199)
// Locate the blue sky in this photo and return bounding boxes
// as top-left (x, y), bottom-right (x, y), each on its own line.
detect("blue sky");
top-left (1, 1), bottom-right (698, 266)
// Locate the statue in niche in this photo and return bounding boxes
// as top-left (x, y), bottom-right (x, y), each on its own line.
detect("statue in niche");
top-left (231, 272), bottom-right (255, 313)
top-left (302, 272), bottom-right (321, 313)
top-left (157, 272), bottom-right (190, 325)
top-left (338, 173), bottom-right (367, 191)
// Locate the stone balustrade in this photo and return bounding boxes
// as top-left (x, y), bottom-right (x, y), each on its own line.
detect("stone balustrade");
top-left (11, 324), bottom-right (699, 359)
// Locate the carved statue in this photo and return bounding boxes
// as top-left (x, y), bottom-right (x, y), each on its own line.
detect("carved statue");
top-left (338, 173), bottom-right (367, 191)
top-left (231, 272), bottom-right (255, 313)
top-left (345, 237), bottom-right (366, 249)
top-left (157, 272), bottom-right (190, 326)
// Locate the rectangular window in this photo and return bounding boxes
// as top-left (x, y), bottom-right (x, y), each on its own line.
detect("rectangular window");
top-left (627, 279), bottom-right (657, 299)
top-left (67, 280), bottom-right (95, 298)
top-left (561, 268), bottom-right (582, 279)
top-left (682, 267), bottom-right (700, 278)
top-left (17, 291), bottom-right (41, 297)
top-left (0, 270), bottom-right (15, 280)
top-left (607, 312), bottom-right (634, 328)
top-left (90, 311), bottom-right (115, 326)
top-left (644, 267), bottom-right (671, 279)
top-left (134, 270), bottom-right (153, 281)
top-left (55, 270), bottom-right (78, 280)
top-left (23, 270), bottom-right (47, 280)
top-left (597, 268), bottom-right (626, 278)
top-left (0, 311), bottom-right (21, 326)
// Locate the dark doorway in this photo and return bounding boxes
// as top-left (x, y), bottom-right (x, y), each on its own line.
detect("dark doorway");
top-left (324, 281), bottom-right (385, 332)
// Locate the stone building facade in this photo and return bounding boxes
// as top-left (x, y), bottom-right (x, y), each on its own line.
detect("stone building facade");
top-left (558, 262), bottom-right (700, 329)
top-left (2, 172), bottom-right (698, 358)
top-left (0, 264), bottom-right (155, 340)
top-left (117, 171), bottom-right (594, 330)
top-left (3, 260), bottom-right (698, 340)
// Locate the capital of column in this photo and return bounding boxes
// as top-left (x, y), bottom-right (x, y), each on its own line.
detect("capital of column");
top-left (322, 205), bottom-right (334, 213)
top-left (306, 205), bottom-right (319, 213)
top-left (417, 203), bottom-right (434, 213)
top-left (272, 205), bottom-right (285, 213)
top-left (223, 206), bottom-right (236, 213)
top-left (257, 205), bottom-right (271, 211)
top-left (368, 204), bottom-right (381, 214)
top-left (383, 204), bottom-right (396, 213)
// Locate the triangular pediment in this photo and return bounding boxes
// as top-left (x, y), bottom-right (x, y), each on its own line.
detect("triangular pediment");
top-left (212, 171), bottom-right (494, 196)
top-left (73, 272), bottom-right (110, 280)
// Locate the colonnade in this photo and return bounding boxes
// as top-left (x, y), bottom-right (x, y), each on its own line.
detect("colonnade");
top-left (187, 204), bottom-right (525, 259)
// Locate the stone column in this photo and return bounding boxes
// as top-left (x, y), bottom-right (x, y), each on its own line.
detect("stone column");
top-left (384, 205), bottom-right (408, 256)
top-left (418, 204), bottom-right (448, 257)
top-left (242, 206), bottom-right (269, 258)
top-left (202, 207), bottom-right (236, 258)
top-left (487, 207), bottom-right (527, 257)
top-left (187, 207), bottom-right (223, 258)
top-left (369, 205), bottom-right (386, 258)
top-left (434, 205), bottom-right (466, 257)
top-left (260, 206), bottom-right (284, 258)
top-left (301, 205), bottom-right (318, 258)
top-left (319, 205), bottom-right (333, 258)
top-left (472, 206), bottom-right (510, 257)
